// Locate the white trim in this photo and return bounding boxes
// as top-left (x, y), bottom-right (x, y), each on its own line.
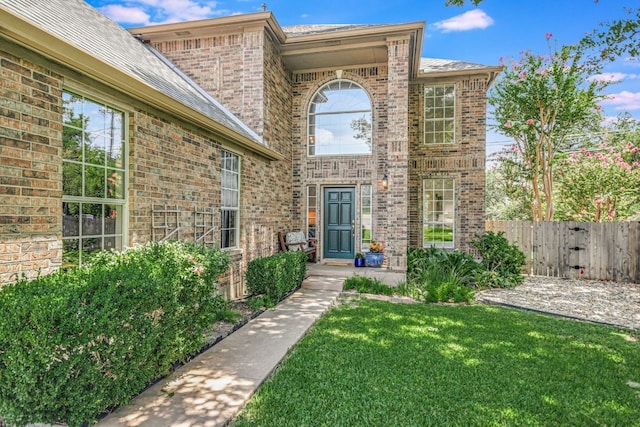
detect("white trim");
top-left (61, 90), bottom-right (129, 264)
top-left (423, 83), bottom-right (456, 145)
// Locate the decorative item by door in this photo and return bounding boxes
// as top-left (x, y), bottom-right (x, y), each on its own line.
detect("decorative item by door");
top-left (365, 240), bottom-right (384, 267)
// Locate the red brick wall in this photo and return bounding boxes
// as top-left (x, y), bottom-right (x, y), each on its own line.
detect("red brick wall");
top-left (291, 66), bottom-right (390, 259)
top-left (149, 28), bottom-right (295, 260)
top-left (1, 40), bottom-right (292, 296)
top-left (128, 109), bottom-right (288, 298)
top-left (150, 31), bottom-right (265, 136)
top-left (0, 48), bottom-right (63, 284)
top-left (408, 77), bottom-right (488, 253)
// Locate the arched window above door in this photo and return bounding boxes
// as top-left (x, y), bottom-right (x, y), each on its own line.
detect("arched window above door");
top-left (308, 80), bottom-right (372, 156)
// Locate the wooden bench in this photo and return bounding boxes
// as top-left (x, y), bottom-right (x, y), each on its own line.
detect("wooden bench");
top-left (278, 231), bottom-right (317, 262)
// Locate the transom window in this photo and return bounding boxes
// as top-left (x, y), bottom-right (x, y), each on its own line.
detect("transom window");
top-left (221, 151), bottom-right (240, 249)
top-left (424, 84), bottom-right (455, 144)
top-left (62, 91), bottom-right (126, 267)
top-left (308, 79), bottom-right (372, 156)
top-left (423, 178), bottom-right (455, 248)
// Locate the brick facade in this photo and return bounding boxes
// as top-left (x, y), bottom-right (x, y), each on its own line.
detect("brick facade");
top-left (408, 77), bottom-right (488, 253)
top-left (1, 8), bottom-right (494, 291)
top-left (0, 41), bottom-right (292, 297)
top-left (128, 108), bottom-right (290, 298)
top-left (0, 48), bottom-right (63, 283)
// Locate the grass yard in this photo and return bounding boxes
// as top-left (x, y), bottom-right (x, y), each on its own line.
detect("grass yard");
top-left (232, 299), bottom-right (640, 426)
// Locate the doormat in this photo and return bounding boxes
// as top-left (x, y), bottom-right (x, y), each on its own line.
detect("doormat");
top-left (324, 262), bottom-right (352, 267)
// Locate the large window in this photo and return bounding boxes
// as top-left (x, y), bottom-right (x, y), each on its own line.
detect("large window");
top-left (424, 84), bottom-right (455, 144)
top-left (62, 91), bottom-right (126, 267)
top-left (221, 151), bottom-right (240, 249)
top-left (423, 178), bottom-right (455, 248)
top-left (308, 79), bottom-right (372, 156)
top-left (360, 184), bottom-right (372, 251)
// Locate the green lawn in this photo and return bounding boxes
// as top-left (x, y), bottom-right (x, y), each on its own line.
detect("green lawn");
top-left (232, 300), bottom-right (640, 426)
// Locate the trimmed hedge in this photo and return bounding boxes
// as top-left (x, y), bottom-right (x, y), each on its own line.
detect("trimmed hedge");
top-left (0, 241), bottom-right (229, 427)
top-left (246, 251), bottom-right (307, 304)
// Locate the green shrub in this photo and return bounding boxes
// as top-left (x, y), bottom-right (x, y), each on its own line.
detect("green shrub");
top-left (245, 251), bottom-right (307, 305)
top-left (407, 248), bottom-right (479, 303)
top-left (422, 279), bottom-right (476, 303)
top-left (471, 231), bottom-right (526, 288)
top-left (0, 241), bottom-right (229, 427)
top-left (343, 276), bottom-right (394, 295)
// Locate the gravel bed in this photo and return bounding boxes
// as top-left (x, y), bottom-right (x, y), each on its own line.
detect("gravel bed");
top-left (476, 276), bottom-right (640, 330)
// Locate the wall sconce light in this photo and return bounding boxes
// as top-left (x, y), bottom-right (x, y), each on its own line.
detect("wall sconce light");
top-left (309, 135), bottom-right (315, 145)
top-left (382, 174), bottom-right (388, 190)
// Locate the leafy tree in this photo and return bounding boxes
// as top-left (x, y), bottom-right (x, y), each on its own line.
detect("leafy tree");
top-left (445, 0), bottom-right (483, 5)
top-left (489, 40), bottom-right (607, 221)
top-left (580, 7), bottom-right (640, 71)
top-left (606, 113), bottom-right (640, 164)
top-left (555, 141), bottom-right (640, 221)
top-left (485, 167), bottom-right (531, 220)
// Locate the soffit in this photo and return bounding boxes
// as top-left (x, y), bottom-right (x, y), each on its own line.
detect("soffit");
top-left (279, 21), bottom-right (425, 73)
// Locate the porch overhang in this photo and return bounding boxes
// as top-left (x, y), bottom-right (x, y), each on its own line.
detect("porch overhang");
top-left (130, 12), bottom-right (425, 77)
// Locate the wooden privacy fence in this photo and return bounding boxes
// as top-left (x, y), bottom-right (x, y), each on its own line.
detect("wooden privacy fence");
top-left (486, 221), bottom-right (640, 283)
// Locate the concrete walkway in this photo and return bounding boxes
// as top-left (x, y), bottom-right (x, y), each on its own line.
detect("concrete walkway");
top-left (98, 268), bottom-right (352, 427)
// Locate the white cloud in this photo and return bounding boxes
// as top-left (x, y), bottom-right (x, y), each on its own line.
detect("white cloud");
top-left (99, 0), bottom-right (226, 26)
top-left (99, 5), bottom-right (150, 25)
top-left (433, 9), bottom-right (494, 33)
top-left (589, 72), bottom-right (640, 83)
top-left (601, 91), bottom-right (640, 111)
top-left (623, 57), bottom-right (640, 67)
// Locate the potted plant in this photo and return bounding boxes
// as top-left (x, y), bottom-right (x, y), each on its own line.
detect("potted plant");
top-left (354, 252), bottom-right (365, 267)
top-left (365, 241), bottom-right (384, 268)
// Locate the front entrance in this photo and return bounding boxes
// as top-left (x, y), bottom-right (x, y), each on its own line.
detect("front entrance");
top-left (323, 188), bottom-right (355, 259)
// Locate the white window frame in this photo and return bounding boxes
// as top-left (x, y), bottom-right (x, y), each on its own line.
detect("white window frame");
top-left (360, 184), bottom-right (372, 252)
top-left (61, 90), bottom-right (127, 267)
top-left (308, 79), bottom-right (373, 156)
top-left (307, 185), bottom-right (317, 239)
top-left (424, 84), bottom-right (456, 144)
top-left (221, 151), bottom-right (240, 249)
top-left (423, 178), bottom-right (455, 249)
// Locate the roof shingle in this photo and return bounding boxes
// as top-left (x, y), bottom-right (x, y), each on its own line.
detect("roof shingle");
top-left (0, 0), bottom-right (262, 144)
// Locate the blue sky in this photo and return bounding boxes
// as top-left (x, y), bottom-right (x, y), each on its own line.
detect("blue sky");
top-left (86, 0), bottom-right (639, 152)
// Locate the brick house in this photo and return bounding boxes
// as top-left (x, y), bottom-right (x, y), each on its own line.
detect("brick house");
top-left (0, 0), bottom-right (500, 296)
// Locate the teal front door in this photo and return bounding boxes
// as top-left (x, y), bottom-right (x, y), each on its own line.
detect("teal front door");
top-left (324, 188), bottom-right (355, 259)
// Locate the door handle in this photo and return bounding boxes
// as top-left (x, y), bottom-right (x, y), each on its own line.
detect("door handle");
top-left (351, 220), bottom-right (355, 236)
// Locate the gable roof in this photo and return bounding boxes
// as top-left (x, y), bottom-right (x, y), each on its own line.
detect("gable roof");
top-left (282, 24), bottom-right (387, 37)
top-left (0, 0), bottom-right (282, 160)
top-left (131, 13), bottom-right (424, 76)
top-left (418, 57), bottom-right (502, 81)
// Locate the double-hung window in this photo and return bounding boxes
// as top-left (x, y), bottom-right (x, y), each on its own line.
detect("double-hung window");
top-left (62, 91), bottom-right (126, 267)
top-left (221, 151), bottom-right (240, 249)
top-left (424, 84), bottom-right (455, 144)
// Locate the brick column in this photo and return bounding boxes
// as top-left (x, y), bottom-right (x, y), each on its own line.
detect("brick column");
top-left (385, 36), bottom-right (410, 271)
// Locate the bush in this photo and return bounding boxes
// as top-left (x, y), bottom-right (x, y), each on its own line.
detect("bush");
top-left (343, 276), bottom-right (394, 295)
top-left (422, 280), bottom-right (476, 303)
top-left (0, 241), bottom-right (229, 427)
top-left (407, 248), bottom-right (480, 303)
top-left (471, 231), bottom-right (526, 288)
top-left (245, 251), bottom-right (307, 305)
